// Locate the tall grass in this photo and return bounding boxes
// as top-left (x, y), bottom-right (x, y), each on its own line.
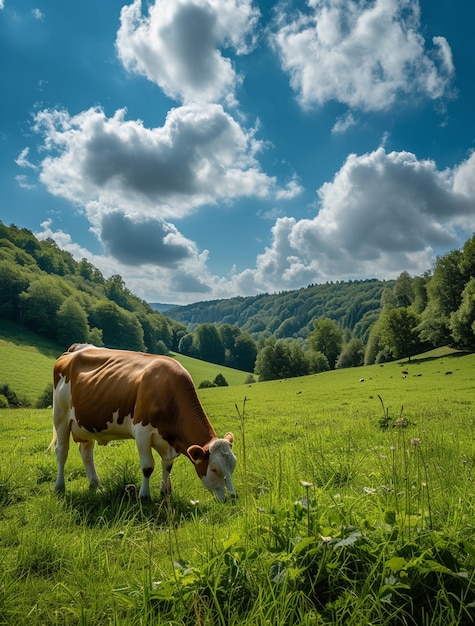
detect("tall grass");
top-left (1, 350), bottom-right (475, 624)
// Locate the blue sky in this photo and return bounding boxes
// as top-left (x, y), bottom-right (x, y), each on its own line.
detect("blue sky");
top-left (1, 0), bottom-right (474, 305)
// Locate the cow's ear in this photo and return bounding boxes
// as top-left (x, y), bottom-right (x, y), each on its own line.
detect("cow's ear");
top-left (187, 445), bottom-right (206, 464)
top-left (224, 432), bottom-right (234, 445)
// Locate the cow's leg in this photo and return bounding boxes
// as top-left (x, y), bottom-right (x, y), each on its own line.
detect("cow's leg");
top-left (134, 429), bottom-right (155, 499)
top-left (79, 440), bottom-right (101, 489)
top-left (160, 458), bottom-right (174, 497)
top-left (52, 404), bottom-right (71, 493)
top-left (53, 421), bottom-right (70, 492)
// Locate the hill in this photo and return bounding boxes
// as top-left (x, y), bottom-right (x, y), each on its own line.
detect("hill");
top-left (165, 279), bottom-right (395, 341)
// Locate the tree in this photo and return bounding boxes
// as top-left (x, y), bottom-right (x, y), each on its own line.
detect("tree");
top-left (194, 324), bottom-right (225, 365)
top-left (449, 278), bottom-right (475, 348)
top-left (21, 276), bottom-right (69, 337)
top-left (56, 296), bottom-right (90, 347)
top-left (418, 250), bottom-right (465, 346)
top-left (0, 260), bottom-right (29, 319)
top-left (380, 307), bottom-right (421, 361)
top-left (308, 317), bottom-right (343, 369)
top-left (233, 333), bottom-right (257, 372)
top-left (178, 333), bottom-right (196, 357)
top-left (393, 271), bottom-right (414, 307)
top-left (90, 300), bottom-right (145, 351)
top-left (255, 338), bottom-right (293, 381)
top-left (336, 338), bottom-right (365, 368)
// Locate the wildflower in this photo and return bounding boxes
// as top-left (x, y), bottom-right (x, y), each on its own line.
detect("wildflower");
top-left (300, 481), bottom-right (313, 488)
top-left (363, 487), bottom-right (376, 494)
top-left (394, 418), bottom-right (407, 427)
top-left (410, 438), bottom-right (421, 447)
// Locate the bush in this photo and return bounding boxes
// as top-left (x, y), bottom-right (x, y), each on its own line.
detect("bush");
top-left (0, 384), bottom-right (27, 408)
top-left (36, 383), bottom-right (53, 408)
top-left (198, 380), bottom-right (215, 389)
top-left (0, 394), bottom-right (9, 408)
top-left (213, 373), bottom-right (228, 387)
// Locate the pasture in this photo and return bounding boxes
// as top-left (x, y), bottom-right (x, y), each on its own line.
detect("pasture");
top-left (1, 347), bottom-right (475, 624)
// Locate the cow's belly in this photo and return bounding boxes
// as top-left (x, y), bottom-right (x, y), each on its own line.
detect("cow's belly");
top-left (71, 411), bottom-right (179, 460)
top-left (71, 409), bottom-right (134, 444)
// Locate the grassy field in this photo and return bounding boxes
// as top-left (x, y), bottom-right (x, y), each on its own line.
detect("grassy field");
top-left (1, 342), bottom-right (475, 624)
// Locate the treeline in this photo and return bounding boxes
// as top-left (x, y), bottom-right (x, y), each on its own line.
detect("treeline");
top-left (164, 279), bottom-right (393, 342)
top-left (0, 223), bottom-right (187, 354)
top-left (169, 233), bottom-right (475, 378)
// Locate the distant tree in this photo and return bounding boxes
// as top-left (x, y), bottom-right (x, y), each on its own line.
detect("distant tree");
top-left (255, 338), bottom-right (293, 381)
top-left (21, 276), bottom-right (69, 337)
top-left (380, 307), bottom-right (421, 361)
top-left (56, 296), bottom-right (90, 347)
top-left (289, 341), bottom-right (310, 377)
top-left (336, 338), bottom-right (365, 368)
top-left (194, 324), bottom-right (225, 365)
top-left (418, 250), bottom-right (465, 346)
top-left (178, 333), bottom-right (196, 357)
top-left (308, 317), bottom-right (343, 369)
top-left (233, 333), bottom-right (258, 372)
top-left (90, 300), bottom-right (145, 351)
top-left (88, 327), bottom-right (104, 346)
top-left (449, 278), bottom-right (475, 348)
top-left (393, 271), bottom-right (414, 307)
top-left (0, 261), bottom-right (29, 319)
top-left (308, 350), bottom-right (330, 373)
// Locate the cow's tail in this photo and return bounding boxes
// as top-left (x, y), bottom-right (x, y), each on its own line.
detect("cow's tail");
top-left (46, 426), bottom-right (57, 453)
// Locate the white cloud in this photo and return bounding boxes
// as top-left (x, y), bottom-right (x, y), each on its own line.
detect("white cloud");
top-left (332, 111), bottom-right (356, 134)
top-left (32, 103), bottom-right (286, 224)
top-left (116, 0), bottom-right (259, 105)
top-left (225, 148), bottom-right (475, 294)
top-left (270, 0), bottom-right (454, 111)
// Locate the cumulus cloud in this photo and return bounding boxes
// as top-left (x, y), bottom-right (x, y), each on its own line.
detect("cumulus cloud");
top-left (116, 0), bottom-right (259, 105)
top-left (227, 148), bottom-right (475, 293)
top-left (270, 0), bottom-right (454, 111)
top-left (32, 103), bottom-right (282, 222)
top-left (100, 211), bottom-right (196, 266)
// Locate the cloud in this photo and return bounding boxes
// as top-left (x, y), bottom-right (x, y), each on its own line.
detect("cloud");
top-left (116, 0), bottom-right (259, 105)
top-left (100, 211), bottom-right (196, 266)
top-left (270, 0), bottom-right (454, 111)
top-left (32, 103), bottom-right (286, 222)
top-left (228, 148), bottom-right (475, 293)
top-left (332, 111), bottom-right (356, 134)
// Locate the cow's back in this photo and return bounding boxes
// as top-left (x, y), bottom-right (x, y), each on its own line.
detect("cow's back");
top-left (53, 346), bottom-right (203, 439)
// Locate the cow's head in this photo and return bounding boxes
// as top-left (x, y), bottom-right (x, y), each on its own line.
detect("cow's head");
top-left (187, 432), bottom-right (236, 502)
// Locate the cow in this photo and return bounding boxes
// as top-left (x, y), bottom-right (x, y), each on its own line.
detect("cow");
top-left (50, 344), bottom-right (236, 502)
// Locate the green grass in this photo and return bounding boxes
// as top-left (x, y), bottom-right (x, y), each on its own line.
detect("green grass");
top-left (1, 338), bottom-right (475, 624)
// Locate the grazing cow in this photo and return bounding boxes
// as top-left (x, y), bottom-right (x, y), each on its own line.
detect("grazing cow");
top-left (51, 344), bottom-right (236, 502)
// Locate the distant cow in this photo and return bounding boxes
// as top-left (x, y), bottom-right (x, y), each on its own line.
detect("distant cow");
top-left (51, 344), bottom-right (236, 502)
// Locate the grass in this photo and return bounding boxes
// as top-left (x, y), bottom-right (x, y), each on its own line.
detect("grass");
top-left (1, 341), bottom-right (475, 623)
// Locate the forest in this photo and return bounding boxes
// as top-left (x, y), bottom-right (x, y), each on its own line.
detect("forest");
top-left (1, 221), bottom-right (475, 382)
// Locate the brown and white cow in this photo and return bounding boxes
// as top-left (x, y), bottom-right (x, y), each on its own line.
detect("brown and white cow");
top-left (51, 344), bottom-right (236, 502)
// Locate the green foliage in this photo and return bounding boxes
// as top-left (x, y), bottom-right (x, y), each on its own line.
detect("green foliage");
top-left (167, 280), bottom-right (394, 340)
top-left (379, 307), bottom-right (421, 361)
top-left (0, 223), bottom-right (179, 355)
top-left (308, 317), bottom-right (343, 369)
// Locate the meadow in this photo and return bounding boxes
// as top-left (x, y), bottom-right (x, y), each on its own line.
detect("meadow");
top-left (1, 344), bottom-right (475, 624)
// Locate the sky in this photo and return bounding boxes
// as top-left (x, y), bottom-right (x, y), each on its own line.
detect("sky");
top-left (1, 0), bottom-right (475, 305)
